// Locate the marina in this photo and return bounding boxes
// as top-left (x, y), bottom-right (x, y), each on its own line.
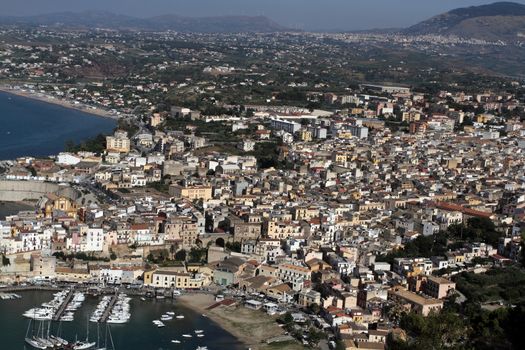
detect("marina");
top-left (0, 292), bottom-right (22, 300)
top-left (0, 290), bottom-right (243, 350)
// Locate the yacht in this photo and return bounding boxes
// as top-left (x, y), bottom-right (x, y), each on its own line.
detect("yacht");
top-left (176, 315), bottom-right (185, 319)
top-left (182, 334), bottom-right (192, 338)
top-left (24, 337), bottom-right (47, 349)
top-left (171, 340), bottom-right (181, 344)
top-left (73, 341), bottom-right (97, 349)
top-left (160, 314), bottom-right (173, 321)
top-left (152, 320), bottom-right (165, 328)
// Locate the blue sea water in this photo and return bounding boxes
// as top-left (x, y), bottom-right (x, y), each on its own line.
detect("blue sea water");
top-left (0, 91), bottom-right (116, 160)
top-left (0, 291), bottom-right (243, 350)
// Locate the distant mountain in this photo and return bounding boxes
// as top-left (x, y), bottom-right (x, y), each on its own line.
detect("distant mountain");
top-left (0, 11), bottom-right (290, 33)
top-left (405, 2), bottom-right (525, 41)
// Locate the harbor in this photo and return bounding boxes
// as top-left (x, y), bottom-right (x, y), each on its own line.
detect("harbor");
top-left (0, 290), bottom-right (243, 350)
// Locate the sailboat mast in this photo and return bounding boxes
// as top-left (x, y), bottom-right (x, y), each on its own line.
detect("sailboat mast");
top-left (108, 324), bottom-right (115, 350)
top-left (86, 316), bottom-right (90, 341)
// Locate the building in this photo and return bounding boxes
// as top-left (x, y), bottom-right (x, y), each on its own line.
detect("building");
top-left (148, 269), bottom-right (207, 289)
top-left (150, 113), bottom-right (164, 127)
top-left (360, 84), bottom-right (410, 94)
top-left (106, 130), bottom-right (130, 153)
top-left (30, 253), bottom-right (56, 278)
top-left (424, 276), bottom-right (456, 299)
top-left (298, 289), bottom-right (321, 307)
top-left (238, 140), bottom-right (255, 152)
top-left (388, 287), bottom-right (443, 316)
top-left (276, 263), bottom-right (311, 291)
top-left (348, 125), bottom-right (369, 139)
top-left (270, 118), bottom-right (302, 134)
top-left (169, 184), bottom-right (213, 201)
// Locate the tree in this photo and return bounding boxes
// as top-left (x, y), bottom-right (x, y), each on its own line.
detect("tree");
top-left (308, 303), bottom-right (321, 314)
top-left (215, 237), bottom-right (225, 247)
top-left (188, 247), bottom-right (207, 263)
top-left (280, 312), bottom-right (294, 325)
top-left (225, 241), bottom-right (241, 253)
top-left (175, 249), bottom-right (187, 261)
top-left (307, 327), bottom-right (325, 344)
top-left (395, 310), bottom-right (467, 349)
top-left (1, 254), bottom-right (10, 266)
top-left (169, 244), bottom-right (178, 259)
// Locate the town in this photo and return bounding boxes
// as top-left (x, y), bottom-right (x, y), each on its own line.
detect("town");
top-left (1, 18), bottom-right (525, 350)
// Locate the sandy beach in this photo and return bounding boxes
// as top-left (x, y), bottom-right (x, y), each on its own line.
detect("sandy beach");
top-left (178, 293), bottom-right (304, 350)
top-left (0, 86), bottom-right (120, 120)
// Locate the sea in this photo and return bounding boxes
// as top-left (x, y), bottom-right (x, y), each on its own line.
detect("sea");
top-left (0, 291), bottom-right (243, 350)
top-left (0, 201), bottom-right (35, 220)
top-left (0, 91), bottom-right (116, 160)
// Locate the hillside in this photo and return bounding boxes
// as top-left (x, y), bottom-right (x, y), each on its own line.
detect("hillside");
top-left (0, 11), bottom-right (289, 33)
top-left (405, 2), bottom-right (525, 41)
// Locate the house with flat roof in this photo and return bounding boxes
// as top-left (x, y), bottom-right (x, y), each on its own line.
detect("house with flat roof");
top-left (388, 287), bottom-right (443, 316)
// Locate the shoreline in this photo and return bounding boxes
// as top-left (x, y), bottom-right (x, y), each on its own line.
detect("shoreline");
top-left (178, 293), bottom-right (296, 350)
top-left (177, 294), bottom-right (252, 348)
top-left (0, 86), bottom-right (121, 120)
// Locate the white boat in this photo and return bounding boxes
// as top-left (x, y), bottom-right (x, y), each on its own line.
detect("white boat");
top-left (176, 315), bottom-right (185, 319)
top-left (197, 334), bottom-right (205, 338)
top-left (166, 311), bottom-right (175, 316)
top-left (107, 318), bottom-right (128, 324)
top-left (152, 320), bottom-right (165, 328)
top-left (25, 337), bottom-right (47, 349)
top-left (73, 341), bottom-right (96, 349)
top-left (182, 334), bottom-right (192, 338)
top-left (160, 315), bottom-right (173, 321)
top-left (171, 340), bottom-right (181, 344)
top-left (194, 330), bottom-right (204, 334)
top-left (74, 317), bottom-right (96, 349)
top-left (196, 346), bottom-right (208, 350)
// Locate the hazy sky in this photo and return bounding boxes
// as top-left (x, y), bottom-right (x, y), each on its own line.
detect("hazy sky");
top-left (2, 0), bottom-right (525, 30)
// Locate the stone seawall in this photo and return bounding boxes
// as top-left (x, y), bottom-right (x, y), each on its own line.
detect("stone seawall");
top-left (0, 180), bottom-right (78, 201)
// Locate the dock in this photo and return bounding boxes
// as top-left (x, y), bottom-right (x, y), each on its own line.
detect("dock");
top-left (99, 294), bottom-right (119, 323)
top-left (52, 290), bottom-right (74, 321)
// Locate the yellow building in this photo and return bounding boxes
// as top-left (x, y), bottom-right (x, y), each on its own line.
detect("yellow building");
top-left (165, 216), bottom-right (199, 248)
top-left (265, 220), bottom-right (304, 239)
top-left (106, 130), bottom-right (131, 153)
top-left (299, 130), bottom-right (313, 142)
top-left (332, 152), bottom-right (348, 164)
top-left (169, 184), bottom-right (212, 201)
top-left (294, 206), bottom-right (320, 221)
top-left (43, 194), bottom-right (77, 219)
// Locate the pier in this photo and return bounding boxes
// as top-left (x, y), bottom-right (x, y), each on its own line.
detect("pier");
top-left (99, 294), bottom-right (119, 323)
top-left (52, 290), bottom-right (74, 321)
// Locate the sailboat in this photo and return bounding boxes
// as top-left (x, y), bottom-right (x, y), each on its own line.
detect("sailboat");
top-left (73, 318), bottom-right (96, 349)
top-left (51, 321), bottom-right (69, 346)
top-left (24, 320), bottom-right (49, 350)
top-left (95, 324), bottom-right (116, 350)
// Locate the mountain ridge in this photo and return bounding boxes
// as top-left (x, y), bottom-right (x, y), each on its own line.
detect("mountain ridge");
top-left (0, 10), bottom-right (290, 33)
top-left (405, 1), bottom-right (525, 40)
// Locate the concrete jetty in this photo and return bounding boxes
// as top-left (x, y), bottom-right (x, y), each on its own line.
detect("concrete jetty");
top-left (52, 290), bottom-right (74, 321)
top-left (99, 294), bottom-right (119, 323)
